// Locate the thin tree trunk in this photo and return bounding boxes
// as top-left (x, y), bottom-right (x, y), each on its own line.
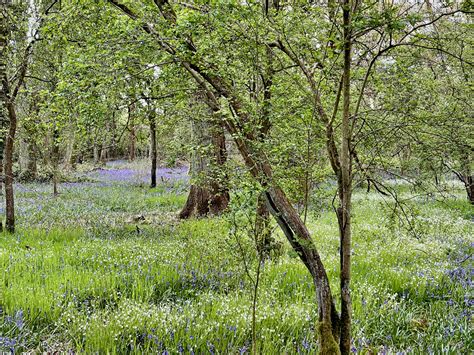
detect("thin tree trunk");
top-left (27, 139), bottom-right (37, 178)
top-left (254, 16), bottom-right (275, 251)
top-left (255, 193), bottom-right (272, 257)
top-left (100, 141), bottom-right (108, 164)
top-left (149, 111), bottom-right (157, 188)
top-left (52, 127), bottom-right (60, 196)
top-left (63, 126), bottom-right (75, 170)
top-left (5, 99), bottom-right (17, 233)
top-left (339, 1), bottom-right (353, 353)
top-left (19, 136), bottom-right (29, 177)
top-left (0, 1), bottom-right (8, 232)
top-left (461, 153), bottom-right (473, 204)
top-left (128, 105), bottom-right (136, 162)
top-left (465, 175), bottom-right (474, 204)
top-left (110, 110), bottom-right (118, 159)
top-left (19, 96), bottom-right (39, 179)
top-left (93, 141), bottom-right (99, 164)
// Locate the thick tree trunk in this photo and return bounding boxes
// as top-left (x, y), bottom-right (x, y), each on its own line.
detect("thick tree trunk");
top-left (264, 186), bottom-right (340, 350)
top-left (179, 118), bottom-right (229, 219)
top-left (149, 111), bottom-right (157, 188)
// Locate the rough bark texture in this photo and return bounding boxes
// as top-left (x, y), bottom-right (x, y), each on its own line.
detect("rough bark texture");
top-left (149, 111), bottom-right (157, 188)
top-left (179, 118), bottom-right (229, 219)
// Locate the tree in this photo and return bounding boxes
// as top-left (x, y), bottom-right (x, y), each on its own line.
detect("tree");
top-left (0, 1), bottom-right (8, 232)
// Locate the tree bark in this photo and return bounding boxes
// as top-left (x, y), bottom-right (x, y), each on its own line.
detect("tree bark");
top-left (128, 105), bottom-right (136, 162)
top-left (51, 127), bottom-right (60, 196)
top-left (338, 2), bottom-right (353, 354)
top-left (460, 152), bottom-right (473, 204)
top-left (5, 98), bottom-right (17, 233)
top-left (149, 110), bottom-right (157, 188)
top-left (255, 193), bottom-right (272, 257)
top-left (179, 117), bottom-right (229, 219)
top-left (0, 2), bottom-right (8, 232)
top-left (93, 141), bottom-right (100, 164)
top-left (464, 174), bottom-right (474, 204)
top-left (22, 136), bottom-right (37, 179)
top-left (62, 126), bottom-right (75, 170)
top-left (100, 141), bottom-right (108, 164)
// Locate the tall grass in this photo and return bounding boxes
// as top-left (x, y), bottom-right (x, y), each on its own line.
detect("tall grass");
top-left (1, 171), bottom-right (472, 353)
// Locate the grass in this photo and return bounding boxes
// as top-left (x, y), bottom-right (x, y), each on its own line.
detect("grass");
top-left (0, 163), bottom-right (472, 353)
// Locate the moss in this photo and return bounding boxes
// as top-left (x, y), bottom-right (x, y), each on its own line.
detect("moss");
top-left (318, 321), bottom-right (340, 355)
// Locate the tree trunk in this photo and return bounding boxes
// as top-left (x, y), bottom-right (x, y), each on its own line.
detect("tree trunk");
top-left (181, 61), bottom-right (340, 351)
top-left (264, 185), bottom-right (340, 351)
top-left (465, 175), bottom-right (474, 204)
top-left (256, 193), bottom-right (273, 257)
top-left (93, 141), bottom-right (100, 164)
top-left (110, 110), bottom-right (118, 159)
top-left (338, 2), bottom-right (353, 353)
top-left (51, 127), bottom-right (60, 196)
top-left (179, 118), bottom-right (229, 219)
top-left (63, 126), bottom-right (75, 170)
top-left (19, 133), bottom-right (37, 180)
top-left (128, 105), bottom-right (136, 162)
top-left (0, 2), bottom-right (8, 232)
top-left (461, 153), bottom-right (473, 204)
top-left (5, 99), bottom-right (17, 233)
top-left (149, 111), bottom-right (157, 188)
top-left (100, 142), bottom-right (108, 164)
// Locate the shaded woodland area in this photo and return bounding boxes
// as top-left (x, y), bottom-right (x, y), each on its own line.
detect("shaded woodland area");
top-left (0, 0), bottom-right (473, 354)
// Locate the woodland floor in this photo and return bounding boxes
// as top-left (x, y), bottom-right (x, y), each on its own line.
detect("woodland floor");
top-left (0, 160), bottom-right (472, 354)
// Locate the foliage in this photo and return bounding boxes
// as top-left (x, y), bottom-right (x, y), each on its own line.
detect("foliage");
top-left (1, 163), bottom-right (472, 353)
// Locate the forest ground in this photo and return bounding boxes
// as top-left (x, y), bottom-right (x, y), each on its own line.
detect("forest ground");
top-left (0, 160), bottom-right (472, 354)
